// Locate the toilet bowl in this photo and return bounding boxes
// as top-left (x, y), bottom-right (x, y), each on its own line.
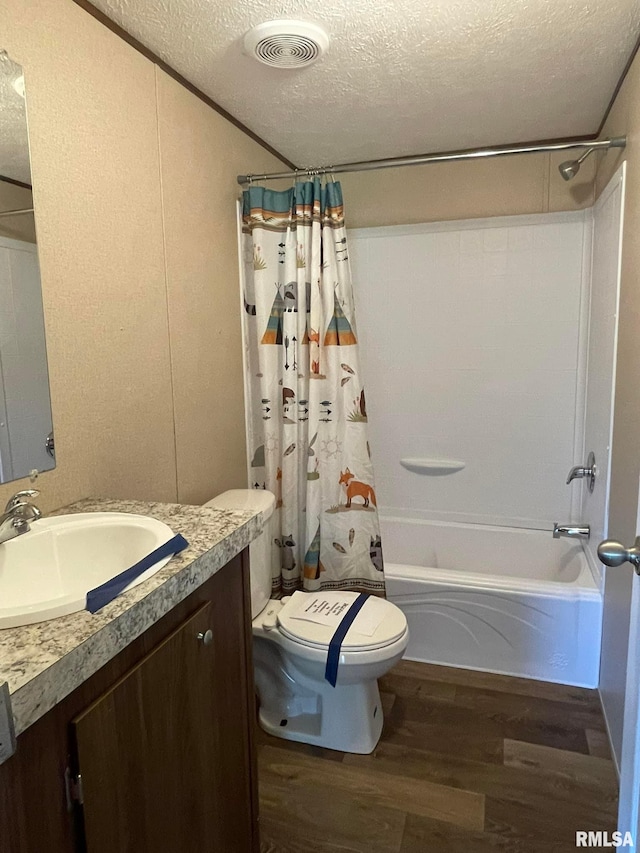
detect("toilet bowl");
top-left (204, 489), bottom-right (408, 754)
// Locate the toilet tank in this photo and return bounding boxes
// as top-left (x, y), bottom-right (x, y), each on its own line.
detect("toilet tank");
top-left (203, 489), bottom-right (275, 619)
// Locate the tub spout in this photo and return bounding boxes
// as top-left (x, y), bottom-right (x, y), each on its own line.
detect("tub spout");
top-left (553, 523), bottom-right (590, 540)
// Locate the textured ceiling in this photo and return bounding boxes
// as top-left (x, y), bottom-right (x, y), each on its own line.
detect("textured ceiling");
top-left (0, 52), bottom-right (31, 184)
top-left (80, 2), bottom-right (640, 165)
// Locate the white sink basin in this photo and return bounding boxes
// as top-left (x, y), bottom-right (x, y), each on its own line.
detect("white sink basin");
top-left (0, 512), bottom-right (177, 629)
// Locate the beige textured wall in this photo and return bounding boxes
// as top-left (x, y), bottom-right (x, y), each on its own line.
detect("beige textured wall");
top-left (0, 183), bottom-right (35, 242)
top-left (156, 69), bottom-right (283, 504)
top-left (593, 53), bottom-right (640, 767)
top-left (0, 0), bottom-right (284, 513)
top-left (343, 149), bottom-right (595, 228)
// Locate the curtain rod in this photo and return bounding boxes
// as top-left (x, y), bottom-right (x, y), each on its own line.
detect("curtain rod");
top-left (237, 136), bottom-right (626, 185)
top-left (0, 208), bottom-right (34, 219)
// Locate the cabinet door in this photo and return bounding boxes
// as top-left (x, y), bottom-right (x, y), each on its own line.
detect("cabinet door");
top-left (73, 565), bottom-right (254, 853)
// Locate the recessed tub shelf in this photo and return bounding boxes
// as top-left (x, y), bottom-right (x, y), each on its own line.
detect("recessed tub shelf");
top-left (399, 458), bottom-right (465, 475)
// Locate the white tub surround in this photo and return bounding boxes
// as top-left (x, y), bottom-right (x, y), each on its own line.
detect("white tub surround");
top-left (349, 212), bottom-right (590, 532)
top-left (580, 166), bottom-right (625, 590)
top-left (0, 498), bottom-right (264, 737)
top-left (383, 517), bottom-right (602, 688)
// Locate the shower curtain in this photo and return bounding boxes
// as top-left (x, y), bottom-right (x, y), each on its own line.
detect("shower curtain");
top-left (241, 179), bottom-right (385, 597)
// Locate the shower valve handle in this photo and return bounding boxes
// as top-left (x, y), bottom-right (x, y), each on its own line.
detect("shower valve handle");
top-left (566, 452), bottom-right (597, 493)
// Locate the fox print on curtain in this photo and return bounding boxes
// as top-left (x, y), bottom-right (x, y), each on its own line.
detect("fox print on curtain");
top-left (241, 179), bottom-right (385, 597)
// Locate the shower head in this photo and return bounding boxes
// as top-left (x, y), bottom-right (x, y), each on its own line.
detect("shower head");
top-left (558, 147), bottom-right (595, 181)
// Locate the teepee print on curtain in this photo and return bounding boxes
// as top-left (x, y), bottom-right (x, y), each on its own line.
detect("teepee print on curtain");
top-left (241, 179), bottom-right (385, 597)
top-left (324, 292), bottom-right (358, 346)
top-left (261, 287), bottom-right (285, 345)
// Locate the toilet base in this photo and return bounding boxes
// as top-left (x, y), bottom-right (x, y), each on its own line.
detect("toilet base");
top-left (257, 678), bottom-right (384, 754)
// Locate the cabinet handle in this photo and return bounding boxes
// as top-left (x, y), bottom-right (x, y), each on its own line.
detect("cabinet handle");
top-left (197, 629), bottom-right (213, 646)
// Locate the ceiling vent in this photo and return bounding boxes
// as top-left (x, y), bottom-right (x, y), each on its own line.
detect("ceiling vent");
top-left (244, 20), bottom-right (329, 69)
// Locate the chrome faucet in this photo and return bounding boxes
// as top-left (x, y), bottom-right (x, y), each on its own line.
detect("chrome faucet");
top-left (553, 522), bottom-right (590, 540)
top-left (0, 489), bottom-right (41, 545)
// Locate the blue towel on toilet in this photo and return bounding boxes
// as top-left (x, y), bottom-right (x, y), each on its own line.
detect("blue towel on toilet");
top-left (325, 592), bottom-right (370, 687)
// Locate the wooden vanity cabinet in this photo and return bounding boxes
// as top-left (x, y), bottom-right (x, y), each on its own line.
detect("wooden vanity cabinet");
top-left (0, 550), bottom-right (259, 853)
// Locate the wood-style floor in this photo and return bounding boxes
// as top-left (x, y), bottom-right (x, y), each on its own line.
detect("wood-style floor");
top-left (258, 659), bottom-right (619, 852)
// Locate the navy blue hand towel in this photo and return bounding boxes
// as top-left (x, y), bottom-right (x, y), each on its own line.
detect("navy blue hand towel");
top-left (86, 533), bottom-right (189, 614)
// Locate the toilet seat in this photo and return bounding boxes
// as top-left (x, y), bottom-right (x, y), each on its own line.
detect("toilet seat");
top-left (277, 594), bottom-right (407, 652)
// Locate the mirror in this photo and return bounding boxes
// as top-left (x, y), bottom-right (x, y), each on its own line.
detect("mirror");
top-left (0, 50), bottom-right (54, 483)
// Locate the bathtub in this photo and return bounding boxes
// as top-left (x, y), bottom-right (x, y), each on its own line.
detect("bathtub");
top-left (382, 517), bottom-right (603, 688)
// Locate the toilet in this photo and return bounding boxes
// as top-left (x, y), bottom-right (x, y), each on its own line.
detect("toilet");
top-left (205, 489), bottom-right (409, 754)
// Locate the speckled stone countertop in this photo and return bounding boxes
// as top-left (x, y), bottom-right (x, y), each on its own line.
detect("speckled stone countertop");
top-left (0, 497), bottom-right (263, 739)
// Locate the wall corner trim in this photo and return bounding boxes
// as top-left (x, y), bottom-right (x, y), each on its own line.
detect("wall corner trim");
top-left (597, 32), bottom-right (640, 136)
top-left (71, 0), bottom-right (296, 171)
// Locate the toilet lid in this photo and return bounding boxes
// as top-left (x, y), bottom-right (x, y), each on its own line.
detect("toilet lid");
top-left (277, 592), bottom-right (407, 650)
